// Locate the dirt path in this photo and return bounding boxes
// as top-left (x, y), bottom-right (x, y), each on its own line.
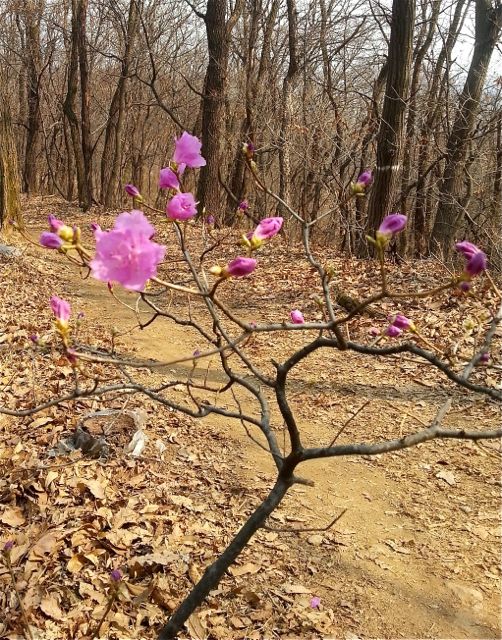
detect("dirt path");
top-left (68, 266), bottom-right (500, 639)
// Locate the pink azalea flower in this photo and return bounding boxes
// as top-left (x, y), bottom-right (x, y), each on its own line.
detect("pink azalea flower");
top-left (455, 240), bottom-right (487, 278)
top-left (310, 596), bottom-right (321, 609)
top-left (391, 314), bottom-right (414, 331)
top-left (90, 210), bottom-right (165, 291)
top-left (357, 169), bottom-right (373, 186)
top-left (40, 231), bottom-right (63, 249)
top-left (455, 241), bottom-right (480, 259)
top-left (206, 214), bottom-right (215, 225)
top-left (466, 251), bottom-right (487, 277)
top-left (385, 325), bottom-right (402, 338)
top-left (166, 192), bottom-right (198, 220)
top-left (50, 296), bottom-right (71, 324)
top-left (377, 214), bottom-right (407, 238)
top-left (173, 132), bottom-right (206, 170)
top-left (48, 214), bottom-right (65, 231)
top-left (159, 167), bottom-right (180, 190)
top-left (253, 217), bottom-right (283, 241)
top-left (223, 257), bottom-right (257, 278)
top-left (290, 309), bottom-right (304, 324)
top-left (125, 184), bottom-right (141, 198)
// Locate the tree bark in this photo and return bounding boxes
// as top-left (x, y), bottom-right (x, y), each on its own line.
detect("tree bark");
top-left (63, 0), bottom-right (88, 208)
top-left (0, 98), bottom-right (22, 231)
top-left (196, 0), bottom-right (243, 222)
top-left (21, 0), bottom-right (42, 195)
top-left (430, 0), bottom-right (502, 256)
top-left (77, 0), bottom-right (93, 209)
top-left (413, 0), bottom-right (468, 255)
top-left (278, 0), bottom-right (300, 213)
top-left (364, 0), bottom-right (416, 241)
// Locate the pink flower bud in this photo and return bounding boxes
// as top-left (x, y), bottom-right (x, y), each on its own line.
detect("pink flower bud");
top-left (369, 327), bottom-right (380, 337)
top-left (48, 214), bottom-right (65, 231)
top-left (310, 596), bottom-right (321, 609)
top-left (125, 184), bottom-right (141, 198)
top-left (206, 215), bottom-right (215, 225)
top-left (459, 281), bottom-right (471, 292)
top-left (223, 257), bottom-right (257, 278)
top-left (290, 309), bottom-right (304, 324)
top-left (242, 142), bottom-right (255, 158)
top-left (110, 569), bottom-right (122, 582)
top-left (480, 352), bottom-right (490, 364)
top-left (159, 167), bottom-right (180, 190)
top-left (466, 251), bottom-right (487, 277)
top-left (238, 199), bottom-right (249, 211)
top-left (3, 540), bottom-right (14, 552)
top-left (40, 231), bottom-right (63, 249)
top-left (455, 240), bottom-right (487, 278)
top-left (166, 192), bottom-right (198, 221)
top-left (385, 325), bottom-right (402, 338)
top-left (377, 214), bottom-right (407, 239)
top-left (391, 314), bottom-right (414, 331)
top-left (357, 169), bottom-right (373, 186)
top-left (50, 296), bottom-right (71, 324)
top-left (253, 217), bottom-right (283, 241)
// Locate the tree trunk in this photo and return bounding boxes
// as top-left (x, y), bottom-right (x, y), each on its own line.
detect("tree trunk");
top-left (430, 0), bottom-right (502, 256)
top-left (197, 0), bottom-right (243, 222)
top-left (77, 0), bottom-right (93, 209)
top-left (278, 0), bottom-right (300, 213)
top-left (100, 0), bottom-right (139, 207)
top-left (63, 0), bottom-right (88, 208)
top-left (364, 0), bottom-right (416, 242)
top-left (0, 99), bottom-right (22, 231)
top-left (413, 0), bottom-right (468, 256)
top-left (22, 0), bottom-right (42, 195)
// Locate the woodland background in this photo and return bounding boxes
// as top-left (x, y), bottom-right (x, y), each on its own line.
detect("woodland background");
top-left (0, 0), bottom-right (501, 262)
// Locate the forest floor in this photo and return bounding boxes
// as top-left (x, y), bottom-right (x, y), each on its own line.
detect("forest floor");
top-left (0, 196), bottom-right (501, 640)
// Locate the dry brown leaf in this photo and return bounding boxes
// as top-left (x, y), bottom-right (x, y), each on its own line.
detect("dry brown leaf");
top-left (186, 612), bottom-right (206, 640)
top-left (67, 553), bottom-right (87, 573)
top-left (282, 583), bottom-right (311, 594)
top-left (31, 532), bottom-right (58, 558)
top-left (228, 562), bottom-right (260, 577)
top-left (1, 506), bottom-right (25, 526)
top-left (40, 595), bottom-right (64, 621)
top-left (77, 479), bottom-right (106, 500)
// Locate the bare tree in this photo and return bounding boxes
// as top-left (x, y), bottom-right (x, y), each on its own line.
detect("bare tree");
top-left (430, 0), bottom-right (502, 255)
top-left (364, 0), bottom-right (416, 247)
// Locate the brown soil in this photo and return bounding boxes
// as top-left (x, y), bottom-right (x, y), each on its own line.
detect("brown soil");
top-left (1, 197), bottom-right (500, 639)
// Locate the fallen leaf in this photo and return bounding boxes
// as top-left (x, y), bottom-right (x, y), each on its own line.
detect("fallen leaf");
top-left (40, 594), bottom-right (64, 620)
top-left (1, 507), bottom-right (25, 527)
top-left (228, 562), bottom-right (260, 577)
top-left (186, 612), bottom-right (206, 639)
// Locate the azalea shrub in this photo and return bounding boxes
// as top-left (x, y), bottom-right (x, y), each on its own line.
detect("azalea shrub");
top-left (4, 133), bottom-right (502, 640)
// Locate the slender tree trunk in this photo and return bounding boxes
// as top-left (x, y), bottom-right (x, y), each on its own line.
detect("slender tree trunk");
top-left (100, 0), bottom-right (139, 207)
top-left (63, 0), bottom-right (87, 207)
top-left (430, 0), bottom-right (502, 256)
top-left (77, 0), bottom-right (93, 209)
top-left (364, 0), bottom-right (416, 244)
top-left (278, 0), bottom-right (300, 213)
top-left (22, 0), bottom-right (42, 195)
top-left (197, 0), bottom-right (243, 222)
top-left (413, 0), bottom-right (468, 255)
top-left (0, 98), bottom-right (22, 231)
